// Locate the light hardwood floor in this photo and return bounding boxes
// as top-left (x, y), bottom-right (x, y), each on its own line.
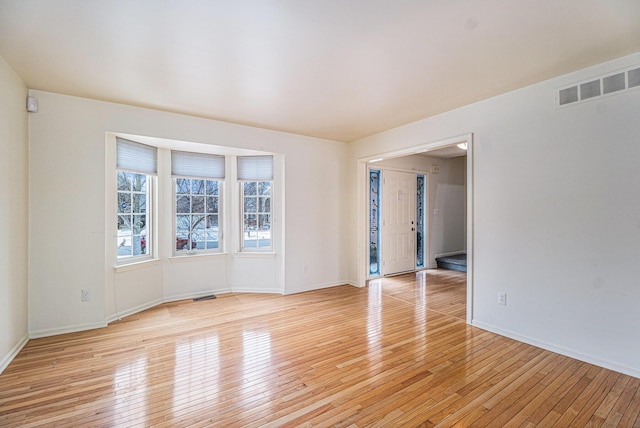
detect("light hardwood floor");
top-left (1, 269), bottom-right (639, 427)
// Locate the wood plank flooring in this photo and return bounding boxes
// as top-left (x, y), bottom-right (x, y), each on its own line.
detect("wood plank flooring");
top-left (1, 269), bottom-right (639, 427)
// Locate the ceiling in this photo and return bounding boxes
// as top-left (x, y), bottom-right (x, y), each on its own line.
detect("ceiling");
top-left (1, 1), bottom-right (639, 143)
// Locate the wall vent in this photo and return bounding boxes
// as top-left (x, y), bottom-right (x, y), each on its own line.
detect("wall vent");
top-left (556, 65), bottom-right (640, 108)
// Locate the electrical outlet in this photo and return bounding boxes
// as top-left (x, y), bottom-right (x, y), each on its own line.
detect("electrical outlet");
top-left (81, 289), bottom-right (90, 302)
top-left (498, 292), bottom-right (507, 306)
top-left (303, 265), bottom-right (309, 273)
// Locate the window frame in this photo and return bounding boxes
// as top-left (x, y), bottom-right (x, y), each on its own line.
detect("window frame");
top-left (239, 179), bottom-right (273, 252)
top-left (173, 176), bottom-right (224, 256)
top-left (116, 170), bottom-right (155, 265)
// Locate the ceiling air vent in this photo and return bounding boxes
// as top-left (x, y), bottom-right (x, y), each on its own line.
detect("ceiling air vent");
top-left (629, 68), bottom-right (640, 88)
top-left (580, 79), bottom-right (601, 100)
top-left (557, 64), bottom-right (640, 108)
top-left (559, 86), bottom-right (578, 105)
top-left (603, 72), bottom-right (625, 94)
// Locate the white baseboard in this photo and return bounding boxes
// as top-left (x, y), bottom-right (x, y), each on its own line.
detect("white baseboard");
top-left (284, 280), bottom-right (352, 295)
top-left (472, 320), bottom-right (640, 379)
top-left (0, 334), bottom-right (29, 375)
top-left (29, 321), bottom-right (107, 339)
top-left (163, 288), bottom-right (232, 304)
top-left (106, 298), bottom-right (164, 324)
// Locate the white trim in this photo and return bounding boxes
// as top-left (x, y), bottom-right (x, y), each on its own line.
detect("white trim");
top-left (357, 133), bottom-right (474, 324)
top-left (162, 289), bottom-right (232, 303)
top-left (114, 258), bottom-right (161, 273)
top-left (472, 320), bottom-right (640, 379)
top-left (105, 298), bottom-right (164, 324)
top-left (0, 335), bottom-right (29, 375)
top-left (466, 134), bottom-right (474, 324)
top-left (283, 280), bottom-right (352, 295)
top-left (168, 252), bottom-right (227, 263)
top-left (232, 287), bottom-right (283, 294)
top-left (29, 321), bottom-right (108, 339)
top-left (370, 165), bottom-right (430, 175)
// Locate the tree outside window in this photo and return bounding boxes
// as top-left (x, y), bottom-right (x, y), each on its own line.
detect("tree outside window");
top-left (175, 178), bottom-right (220, 251)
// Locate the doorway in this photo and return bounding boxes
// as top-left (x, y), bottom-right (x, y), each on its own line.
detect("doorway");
top-left (357, 133), bottom-right (474, 324)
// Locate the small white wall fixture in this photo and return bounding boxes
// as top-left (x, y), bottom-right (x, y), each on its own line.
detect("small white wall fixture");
top-left (356, 133), bottom-right (474, 324)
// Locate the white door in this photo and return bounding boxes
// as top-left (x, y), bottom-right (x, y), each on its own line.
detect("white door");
top-left (382, 170), bottom-right (416, 275)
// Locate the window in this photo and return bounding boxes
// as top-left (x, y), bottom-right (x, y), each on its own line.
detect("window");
top-left (238, 156), bottom-right (273, 250)
top-left (241, 181), bottom-right (271, 249)
top-left (116, 138), bottom-right (157, 262)
top-left (172, 151), bottom-right (224, 253)
top-left (117, 172), bottom-right (149, 257)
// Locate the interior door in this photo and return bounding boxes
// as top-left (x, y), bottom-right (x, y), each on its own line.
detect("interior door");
top-left (382, 170), bottom-right (416, 275)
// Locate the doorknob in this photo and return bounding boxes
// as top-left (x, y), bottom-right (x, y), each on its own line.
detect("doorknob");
top-left (411, 227), bottom-right (415, 231)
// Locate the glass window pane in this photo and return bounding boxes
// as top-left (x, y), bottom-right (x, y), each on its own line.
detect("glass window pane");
top-left (131, 174), bottom-right (147, 192)
top-left (132, 235), bottom-right (146, 256)
top-left (206, 180), bottom-right (218, 195)
top-left (118, 238), bottom-right (132, 257)
top-left (259, 197), bottom-right (270, 213)
top-left (206, 196), bottom-right (218, 213)
top-left (244, 214), bottom-right (257, 231)
top-left (118, 171), bottom-right (131, 191)
top-left (244, 197), bottom-right (257, 213)
top-left (176, 195), bottom-right (190, 213)
top-left (133, 214), bottom-right (146, 234)
top-left (192, 231), bottom-right (204, 249)
top-left (176, 235), bottom-right (190, 251)
top-left (206, 214), bottom-right (218, 228)
top-left (259, 214), bottom-right (270, 231)
top-left (244, 181), bottom-right (257, 195)
top-left (192, 196), bottom-right (205, 213)
top-left (191, 179), bottom-right (205, 194)
top-left (176, 215), bottom-right (190, 232)
top-left (193, 215), bottom-right (205, 230)
top-left (118, 192), bottom-right (131, 213)
top-left (132, 193), bottom-right (146, 214)
top-left (176, 178), bottom-right (190, 194)
top-left (258, 181), bottom-right (271, 196)
top-left (117, 215), bottom-right (130, 231)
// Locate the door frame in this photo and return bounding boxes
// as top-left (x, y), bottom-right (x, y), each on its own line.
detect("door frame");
top-left (356, 133), bottom-right (474, 324)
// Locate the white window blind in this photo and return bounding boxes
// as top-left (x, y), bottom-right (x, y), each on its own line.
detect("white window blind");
top-left (237, 155), bottom-right (273, 180)
top-left (171, 151), bottom-right (225, 179)
top-left (116, 138), bottom-right (157, 175)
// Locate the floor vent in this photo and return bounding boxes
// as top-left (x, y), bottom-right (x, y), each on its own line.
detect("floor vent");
top-left (557, 65), bottom-right (640, 107)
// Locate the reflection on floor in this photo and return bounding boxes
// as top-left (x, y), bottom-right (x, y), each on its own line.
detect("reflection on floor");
top-left (372, 269), bottom-right (466, 320)
top-left (1, 269), bottom-right (638, 427)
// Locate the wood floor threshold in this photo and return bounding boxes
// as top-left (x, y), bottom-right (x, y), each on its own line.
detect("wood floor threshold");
top-left (1, 269), bottom-right (638, 427)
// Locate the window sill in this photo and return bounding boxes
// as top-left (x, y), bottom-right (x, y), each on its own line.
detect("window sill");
top-left (115, 258), bottom-right (161, 273)
top-left (234, 251), bottom-right (276, 258)
top-left (169, 252), bottom-right (227, 263)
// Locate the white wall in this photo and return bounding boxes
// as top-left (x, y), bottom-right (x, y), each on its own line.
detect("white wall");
top-left (0, 54), bottom-right (29, 373)
top-left (350, 52), bottom-right (640, 378)
top-left (28, 91), bottom-right (349, 336)
top-left (373, 154), bottom-right (466, 267)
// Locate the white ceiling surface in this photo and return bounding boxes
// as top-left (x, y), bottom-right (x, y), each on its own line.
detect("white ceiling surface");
top-left (1, 1), bottom-right (639, 142)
